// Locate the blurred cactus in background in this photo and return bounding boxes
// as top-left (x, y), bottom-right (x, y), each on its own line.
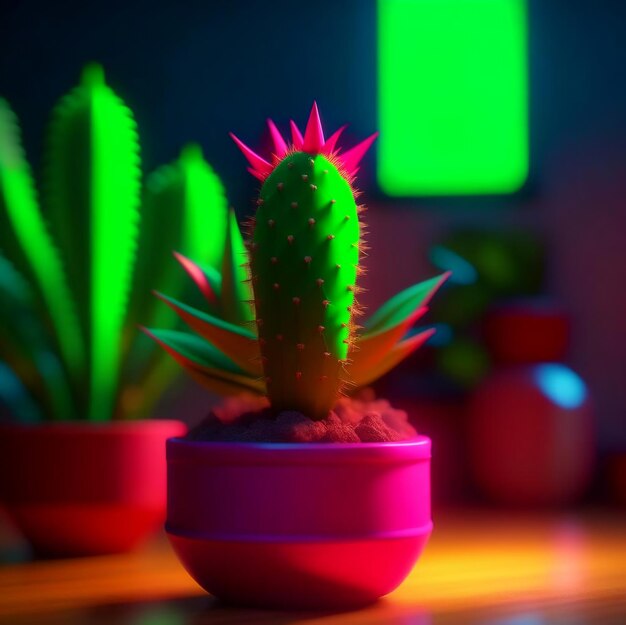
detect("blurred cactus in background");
top-left (147, 104), bottom-right (448, 421)
top-left (0, 64), bottom-right (228, 422)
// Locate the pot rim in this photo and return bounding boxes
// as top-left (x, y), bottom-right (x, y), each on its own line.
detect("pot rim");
top-left (167, 435), bottom-right (431, 466)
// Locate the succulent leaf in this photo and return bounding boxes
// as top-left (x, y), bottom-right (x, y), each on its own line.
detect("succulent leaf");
top-left (43, 64), bottom-right (141, 421)
top-left (0, 98), bottom-right (84, 381)
top-left (348, 305), bottom-right (428, 383)
top-left (365, 273), bottom-right (450, 334)
top-left (154, 292), bottom-right (261, 376)
top-left (143, 328), bottom-right (264, 396)
top-left (349, 329), bottom-right (435, 387)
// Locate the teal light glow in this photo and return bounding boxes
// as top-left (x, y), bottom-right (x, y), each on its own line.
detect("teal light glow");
top-left (425, 323), bottom-right (453, 347)
top-left (430, 245), bottom-right (478, 285)
top-left (534, 364), bottom-right (587, 409)
top-left (377, 0), bottom-right (529, 196)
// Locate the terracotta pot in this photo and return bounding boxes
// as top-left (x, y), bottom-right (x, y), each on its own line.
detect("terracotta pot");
top-left (0, 419), bottom-right (186, 556)
top-left (166, 436), bottom-right (432, 609)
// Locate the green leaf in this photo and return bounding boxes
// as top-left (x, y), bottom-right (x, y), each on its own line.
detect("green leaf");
top-left (348, 305), bottom-right (428, 383)
top-left (0, 362), bottom-right (42, 423)
top-left (154, 291), bottom-right (262, 376)
top-left (143, 328), bottom-right (264, 396)
top-left (177, 144), bottom-right (229, 273)
top-left (349, 329), bottom-right (435, 388)
top-left (128, 143), bottom-right (228, 334)
top-left (220, 208), bottom-right (254, 326)
top-left (0, 97), bottom-right (84, 381)
top-left (0, 256), bottom-right (74, 419)
top-left (364, 273), bottom-right (450, 334)
top-left (348, 273), bottom-right (449, 388)
top-left (146, 328), bottom-right (244, 374)
top-left (43, 64), bottom-right (141, 421)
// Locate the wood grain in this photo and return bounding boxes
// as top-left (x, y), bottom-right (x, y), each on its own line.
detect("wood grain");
top-left (1, 510), bottom-right (625, 624)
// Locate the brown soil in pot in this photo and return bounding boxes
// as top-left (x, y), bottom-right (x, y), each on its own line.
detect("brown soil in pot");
top-left (188, 392), bottom-right (417, 443)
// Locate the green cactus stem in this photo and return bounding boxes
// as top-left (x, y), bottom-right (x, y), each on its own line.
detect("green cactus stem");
top-left (230, 103), bottom-right (378, 420)
top-left (251, 152), bottom-right (360, 419)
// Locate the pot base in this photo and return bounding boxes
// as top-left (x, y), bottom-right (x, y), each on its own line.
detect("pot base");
top-left (168, 528), bottom-right (432, 610)
top-left (9, 504), bottom-right (165, 557)
top-left (0, 419), bottom-right (187, 557)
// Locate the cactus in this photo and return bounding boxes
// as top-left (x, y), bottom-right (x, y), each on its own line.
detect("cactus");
top-left (148, 104), bottom-right (450, 422)
top-left (242, 106), bottom-right (371, 419)
top-left (0, 65), bottom-right (229, 422)
top-left (44, 63), bottom-right (141, 422)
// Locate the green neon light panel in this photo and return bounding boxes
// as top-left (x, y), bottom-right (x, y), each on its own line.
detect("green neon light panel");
top-left (378, 0), bottom-right (529, 196)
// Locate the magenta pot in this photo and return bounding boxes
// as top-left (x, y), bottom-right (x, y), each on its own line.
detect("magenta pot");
top-left (166, 436), bottom-right (432, 610)
top-left (0, 419), bottom-right (187, 557)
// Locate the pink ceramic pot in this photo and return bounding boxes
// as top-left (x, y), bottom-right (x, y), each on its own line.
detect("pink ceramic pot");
top-left (166, 436), bottom-right (432, 609)
top-left (0, 420), bottom-right (186, 556)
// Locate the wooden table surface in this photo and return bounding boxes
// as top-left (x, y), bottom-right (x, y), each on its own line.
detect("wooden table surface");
top-left (1, 510), bottom-right (625, 625)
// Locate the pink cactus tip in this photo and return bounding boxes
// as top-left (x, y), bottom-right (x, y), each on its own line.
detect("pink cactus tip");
top-left (231, 103), bottom-right (378, 182)
top-left (267, 118), bottom-right (288, 158)
top-left (228, 132), bottom-right (273, 178)
top-left (290, 120), bottom-right (304, 150)
top-left (302, 102), bottom-right (325, 153)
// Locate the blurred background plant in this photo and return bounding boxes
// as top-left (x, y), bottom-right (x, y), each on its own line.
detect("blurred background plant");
top-left (0, 63), bottom-right (228, 422)
top-left (428, 228), bottom-right (545, 389)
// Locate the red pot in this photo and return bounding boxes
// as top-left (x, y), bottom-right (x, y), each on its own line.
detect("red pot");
top-left (468, 364), bottom-right (595, 506)
top-left (166, 436), bottom-right (432, 610)
top-left (483, 299), bottom-right (570, 364)
top-left (0, 419), bottom-right (186, 556)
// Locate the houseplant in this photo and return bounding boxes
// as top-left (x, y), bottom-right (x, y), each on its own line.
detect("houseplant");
top-left (0, 65), bottom-right (228, 556)
top-left (149, 104), bottom-right (448, 608)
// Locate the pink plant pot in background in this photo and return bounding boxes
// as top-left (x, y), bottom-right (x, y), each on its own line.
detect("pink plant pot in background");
top-left (468, 364), bottom-right (595, 506)
top-left (166, 436), bottom-right (432, 609)
top-left (0, 419), bottom-right (187, 557)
